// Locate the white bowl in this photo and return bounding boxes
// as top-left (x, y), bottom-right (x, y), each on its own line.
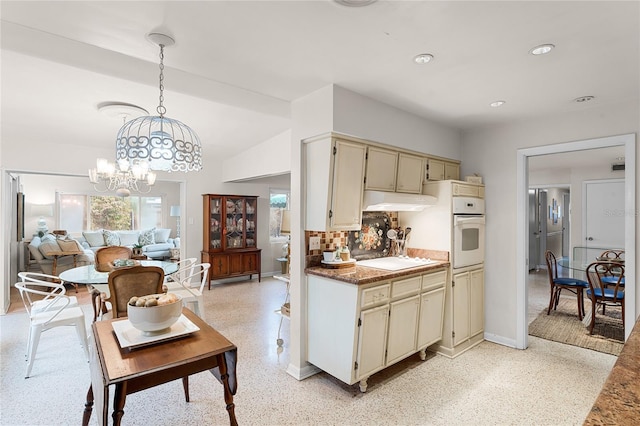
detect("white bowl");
top-left (127, 295), bottom-right (182, 336)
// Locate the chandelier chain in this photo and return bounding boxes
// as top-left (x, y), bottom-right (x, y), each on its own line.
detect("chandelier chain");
top-left (157, 44), bottom-right (166, 117)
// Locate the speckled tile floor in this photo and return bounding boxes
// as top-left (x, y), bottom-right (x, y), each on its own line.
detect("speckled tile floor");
top-left (1, 274), bottom-right (616, 425)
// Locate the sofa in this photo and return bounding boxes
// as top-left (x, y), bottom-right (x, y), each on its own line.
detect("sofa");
top-left (27, 234), bottom-right (95, 275)
top-left (77, 228), bottom-right (180, 260)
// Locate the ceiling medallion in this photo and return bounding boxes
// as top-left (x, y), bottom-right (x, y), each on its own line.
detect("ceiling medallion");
top-left (574, 95), bottom-right (595, 103)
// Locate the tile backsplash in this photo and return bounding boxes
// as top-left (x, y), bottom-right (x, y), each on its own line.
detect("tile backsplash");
top-left (305, 212), bottom-right (398, 267)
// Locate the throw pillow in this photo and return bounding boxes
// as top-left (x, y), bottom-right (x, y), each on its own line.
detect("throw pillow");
top-left (139, 228), bottom-right (156, 246)
top-left (154, 228), bottom-right (171, 243)
top-left (58, 239), bottom-right (82, 253)
top-left (83, 230), bottom-right (105, 247)
top-left (28, 237), bottom-right (45, 261)
top-left (103, 230), bottom-right (121, 246)
top-left (118, 231), bottom-right (140, 247)
top-left (38, 239), bottom-right (61, 259)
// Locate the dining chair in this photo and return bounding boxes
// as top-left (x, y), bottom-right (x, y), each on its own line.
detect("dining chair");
top-left (17, 272), bottom-right (78, 313)
top-left (544, 250), bottom-right (589, 320)
top-left (167, 263), bottom-right (211, 319)
top-left (95, 245), bottom-right (132, 272)
top-left (164, 257), bottom-right (198, 291)
top-left (15, 280), bottom-right (89, 378)
top-left (598, 250), bottom-right (625, 287)
top-left (585, 261), bottom-right (625, 334)
top-left (100, 265), bottom-right (165, 319)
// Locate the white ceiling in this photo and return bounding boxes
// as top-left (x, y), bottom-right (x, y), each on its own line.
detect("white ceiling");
top-left (1, 1), bottom-right (638, 162)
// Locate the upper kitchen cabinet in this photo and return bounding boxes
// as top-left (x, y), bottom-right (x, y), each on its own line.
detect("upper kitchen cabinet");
top-left (365, 146), bottom-right (397, 192)
top-left (365, 148), bottom-right (423, 194)
top-left (304, 134), bottom-right (366, 231)
top-left (396, 153), bottom-right (424, 193)
top-left (425, 158), bottom-right (460, 181)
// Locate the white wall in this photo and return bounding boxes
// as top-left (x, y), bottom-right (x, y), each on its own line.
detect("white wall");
top-left (222, 129), bottom-right (292, 182)
top-left (461, 99), bottom-right (639, 343)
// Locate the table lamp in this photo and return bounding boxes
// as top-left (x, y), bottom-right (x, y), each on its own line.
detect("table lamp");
top-left (280, 209), bottom-right (290, 258)
top-left (170, 205), bottom-right (181, 237)
top-left (32, 204), bottom-right (53, 236)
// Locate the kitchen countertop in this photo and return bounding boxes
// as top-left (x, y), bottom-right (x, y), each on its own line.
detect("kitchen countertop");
top-left (584, 318), bottom-right (640, 424)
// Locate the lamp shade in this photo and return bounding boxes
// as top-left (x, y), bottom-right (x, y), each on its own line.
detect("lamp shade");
top-left (31, 204), bottom-right (54, 217)
top-left (170, 205), bottom-right (181, 217)
top-left (281, 209), bottom-right (291, 234)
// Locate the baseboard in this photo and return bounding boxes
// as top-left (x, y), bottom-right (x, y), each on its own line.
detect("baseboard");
top-left (286, 362), bottom-right (321, 381)
top-left (484, 332), bottom-right (518, 349)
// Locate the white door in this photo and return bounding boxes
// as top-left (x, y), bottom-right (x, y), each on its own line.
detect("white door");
top-left (584, 180), bottom-right (625, 250)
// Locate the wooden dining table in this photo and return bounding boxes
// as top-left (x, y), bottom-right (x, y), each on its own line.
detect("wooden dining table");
top-left (82, 307), bottom-right (238, 426)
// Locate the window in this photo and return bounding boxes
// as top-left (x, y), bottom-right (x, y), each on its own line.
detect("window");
top-left (269, 188), bottom-right (290, 241)
top-left (58, 193), bottom-right (163, 233)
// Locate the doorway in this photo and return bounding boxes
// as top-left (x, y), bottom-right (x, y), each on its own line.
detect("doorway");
top-left (516, 133), bottom-right (636, 349)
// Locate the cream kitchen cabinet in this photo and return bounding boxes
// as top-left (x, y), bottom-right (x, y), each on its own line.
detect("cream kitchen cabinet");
top-left (307, 268), bottom-right (447, 392)
top-left (304, 135), bottom-right (366, 231)
top-left (365, 148), bottom-right (423, 194)
top-left (426, 158), bottom-right (460, 181)
top-left (396, 153), bottom-right (424, 193)
top-left (434, 266), bottom-right (484, 357)
top-left (364, 146), bottom-right (397, 191)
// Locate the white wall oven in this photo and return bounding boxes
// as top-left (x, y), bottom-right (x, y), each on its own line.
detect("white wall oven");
top-left (452, 197), bottom-right (485, 269)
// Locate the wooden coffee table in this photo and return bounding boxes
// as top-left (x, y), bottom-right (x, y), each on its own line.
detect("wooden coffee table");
top-left (82, 308), bottom-right (238, 426)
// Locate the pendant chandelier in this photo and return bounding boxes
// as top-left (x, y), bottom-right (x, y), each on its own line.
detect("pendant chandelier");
top-left (89, 158), bottom-right (156, 197)
top-left (115, 32), bottom-right (202, 173)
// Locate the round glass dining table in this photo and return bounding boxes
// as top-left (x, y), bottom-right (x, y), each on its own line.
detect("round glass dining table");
top-left (59, 260), bottom-right (178, 321)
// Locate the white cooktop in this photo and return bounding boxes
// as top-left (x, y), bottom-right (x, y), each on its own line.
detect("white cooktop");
top-left (356, 256), bottom-right (437, 271)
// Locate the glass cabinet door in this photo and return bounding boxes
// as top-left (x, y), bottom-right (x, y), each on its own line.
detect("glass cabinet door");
top-left (209, 196), bottom-right (222, 249)
top-left (225, 196), bottom-right (244, 249)
top-left (245, 198), bottom-right (257, 248)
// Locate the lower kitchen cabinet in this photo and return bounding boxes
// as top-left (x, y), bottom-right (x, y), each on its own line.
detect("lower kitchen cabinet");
top-left (432, 266), bottom-right (484, 357)
top-left (307, 268), bottom-right (447, 392)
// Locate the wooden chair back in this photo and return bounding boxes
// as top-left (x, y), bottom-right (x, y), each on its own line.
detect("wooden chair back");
top-left (598, 249), bottom-right (624, 261)
top-left (95, 246), bottom-right (132, 272)
top-left (107, 265), bottom-right (164, 318)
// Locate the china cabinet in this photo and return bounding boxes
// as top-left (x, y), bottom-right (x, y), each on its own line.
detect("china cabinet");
top-left (202, 194), bottom-right (261, 288)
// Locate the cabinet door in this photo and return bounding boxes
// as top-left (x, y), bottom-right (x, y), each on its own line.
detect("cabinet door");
top-left (330, 139), bottom-right (366, 230)
top-left (242, 252), bottom-right (259, 273)
top-left (417, 287), bottom-right (446, 349)
top-left (426, 159), bottom-right (445, 181)
top-left (356, 304), bottom-right (389, 380)
top-left (386, 295), bottom-right (420, 365)
top-left (224, 196), bottom-right (245, 249)
top-left (209, 254), bottom-right (229, 277)
top-left (444, 162), bottom-right (460, 180)
top-left (365, 146), bottom-right (397, 191)
top-left (229, 253), bottom-right (243, 274)
top-left (452, 271), bottom-right (471, 346)
top-left (206, 195), bottom-right (223, 251)
top-left (469, 268), bottom-right (484, 338)
top-left (396, 154), bottom-right (423, 193)
top-left (244, 198), bottom-right (257, 248)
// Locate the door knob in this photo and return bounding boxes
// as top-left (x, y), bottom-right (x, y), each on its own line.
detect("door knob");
top-left (587, 237), bottom-right (594, 241)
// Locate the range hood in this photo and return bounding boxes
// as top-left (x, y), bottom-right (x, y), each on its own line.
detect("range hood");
top-left (362, 190), bottom-right (437, 212)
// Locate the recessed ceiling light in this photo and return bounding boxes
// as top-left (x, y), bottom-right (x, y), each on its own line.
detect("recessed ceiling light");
top-left (334, 0), bottom-right (377, 6)
top-left (490, 100), bottom-right (506, 108)
top-left (414, 53), bottom-right (434, 64)
top-left (574, 95), bottom-right (595, 103)
top-left (529, 44), bottom-right (555, 55)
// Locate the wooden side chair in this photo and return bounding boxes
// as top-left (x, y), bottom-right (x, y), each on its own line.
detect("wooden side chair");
top-left (544, 250), bottom-right (589, 320)
top-left (99, 265), bottom-right (164, 319)
top-left (94, 246), bottom-right (132, 272)
top-left (585, 261), bottom-right (625, 334)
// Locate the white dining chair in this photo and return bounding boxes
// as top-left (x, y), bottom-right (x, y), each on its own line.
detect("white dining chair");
top-left (164, 257), bottom-right (197, 291)
top-left (18, 272), bottom-right (79, 313)
top-left (15, 280), bottom-right (89, 378)
top-left (168, 263), bottom-right (210, 319)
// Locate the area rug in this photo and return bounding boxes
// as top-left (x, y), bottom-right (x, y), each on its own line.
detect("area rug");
top-left (528, 298), bottom-right (624, 356)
